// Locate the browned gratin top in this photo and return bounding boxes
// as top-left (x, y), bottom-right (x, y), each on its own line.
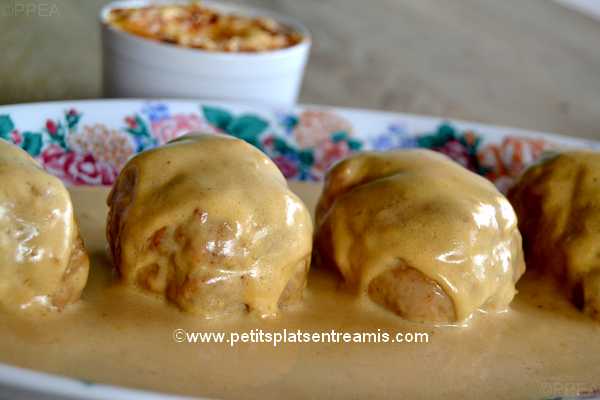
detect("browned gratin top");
top-left (107, 2), bottom-right (303, 52)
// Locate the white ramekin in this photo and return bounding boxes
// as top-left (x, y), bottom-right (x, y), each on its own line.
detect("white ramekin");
top-left (100, 0), bottom-right (311, 105)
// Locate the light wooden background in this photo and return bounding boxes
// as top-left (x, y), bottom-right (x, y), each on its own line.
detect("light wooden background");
top-left (1, 0), bottom-right (600, 139)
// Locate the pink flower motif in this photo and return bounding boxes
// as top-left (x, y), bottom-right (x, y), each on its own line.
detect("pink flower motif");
top-left (436, 140), bottom-right (473, 170)
top-left (262, 136), bottom-right (275, 148)
top-left (151, 114), bottom-right (217, 144)
top-left (313, 140), bottom-right (351, 175)
top-left (68, 124), bottom-right (134, 170)
top-left (41, 145), bottom-right (117, 186)
top-left (125, 116), bottom-right (138, 129)
top-left (293, 110), bottom-right (353, 149)
top-left (273, 156), bottom-right (298, 178)
top-left (67, 108), bottom-right (78, 117)
top-left (11, 130), bottom-right (21, 145)
top-left (46, 120), bottom-right (58, 135)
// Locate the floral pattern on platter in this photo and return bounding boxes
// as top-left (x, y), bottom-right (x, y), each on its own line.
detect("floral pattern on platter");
top-left (290, 110), bottom-right (354, 148)
top-left (0, 101), bottom-right (565, 190)
top-left (143, 103), bottom-right (218, 144)
top-left (478, 136), bottom-right (554, 193)
top-left (0, 109), bottom-right (121, 185)
top-left (366, 122), bottom-right (561, 191)
top-left (41, 144), bottom-right (117, 186)
top-left (415, 124), bottom-right (485, 173)
top-left (68, 124), bottom-right (134, 170)
top-left (260, 110), bottom-right (362, 180)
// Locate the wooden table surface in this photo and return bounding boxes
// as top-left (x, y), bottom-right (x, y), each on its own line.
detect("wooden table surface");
top-left (1, 0), bottom-right (600, 139)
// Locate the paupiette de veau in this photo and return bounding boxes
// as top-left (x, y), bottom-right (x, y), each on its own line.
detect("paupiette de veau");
top-left (107, 134), bottom-right (313, 318)
top-left (508, 151), bottom-right (600, 320)
top-left (315, 149), bottom-right (525, 323)
top-left (0, 140), bottom-right (89, 313)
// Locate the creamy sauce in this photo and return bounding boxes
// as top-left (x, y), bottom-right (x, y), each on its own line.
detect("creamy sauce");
top-left (0, 183), bottom-right (599, 399)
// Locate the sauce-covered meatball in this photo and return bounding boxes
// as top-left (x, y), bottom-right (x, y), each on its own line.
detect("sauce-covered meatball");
top-left (107, 134), bottom-right (313, 318)
top-left (508, 151), bottom-right (600, 319)
top-left (316, 149), bottom-right (525, 323)
top-left (0, 141), bottom-right (89, 312)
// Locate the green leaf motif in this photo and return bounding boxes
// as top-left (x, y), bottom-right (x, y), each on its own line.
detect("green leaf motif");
top-left (437, 123), bottom-right (456, 139)
top-left (0, 115), bottom-right (15, 140)
top-left (223, 115), bottom-right (269, 148)
top-left (273, 137), bottom-right (292, 154)
top-left (298, 149), bottom-right (314, 166)
top-left (66, 112), bottom-right (81, 131)
top-left (47, 122), bottom-right (68, 149)
top-left (331, 131), bottom-right (348, 143)
top-left (126, 115), bottom-right (151, 137)
top-left (21, 132), bottom-right (43, 156)
top-left (347, 138), bottom-right (363, 151)
top-left (202, 106), bottom-right (269, 148)
top-left (416, 124), bottom-right (458, 149)
top-left (227, 115), bottom-right (268, 137)
top-left (202, 106), bottom-right (233, 131)
top-left (136, 115), bottom-right (150, 136)
top-left (416, 136), bottom-right (436, 148)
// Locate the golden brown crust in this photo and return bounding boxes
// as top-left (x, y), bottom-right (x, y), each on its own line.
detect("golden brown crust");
top-left (51, 230), bottom-right (90, 309)
top-left (107, 3), bottom-right (303, 52)
top-left (368, 266), bottom-right (455, 323)
top-left (106, 166), bottom-right (137, 274)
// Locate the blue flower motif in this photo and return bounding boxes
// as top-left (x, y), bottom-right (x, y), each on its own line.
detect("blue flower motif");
top-left (274, 111), bottom-right (299, 136)
top-left (133, 135), bottom-right (157, 152)
top-left (297, 168), bottom-right (313, 181)
top-left (370, 122), bottom-right (412, 150)
top-left (142, 103), bottom-right (170, 123)
top-left (372, 134), bottom-right (394, 151)
top-left (399, 136), bottom-right (418, 148)
top-left (388, 122), bottom-right (407, 135)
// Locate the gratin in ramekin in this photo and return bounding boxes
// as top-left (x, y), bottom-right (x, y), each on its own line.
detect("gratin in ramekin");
top-left (100, 0), bottom-right (311, 105)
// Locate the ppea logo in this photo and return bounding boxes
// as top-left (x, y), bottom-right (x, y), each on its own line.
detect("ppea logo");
top-left (1, 1), bottom-right (59, 17)
top-left (539, 379), bottom-right (593, 397)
